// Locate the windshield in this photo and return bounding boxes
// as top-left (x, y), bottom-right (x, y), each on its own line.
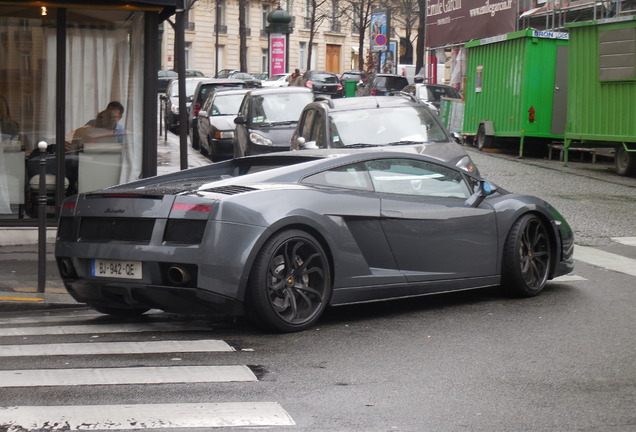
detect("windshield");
top-left (212, 93), bottom-right (246, 115)
top-left (328, 106), bottom-right (448, 146)
top-left (250, 92), bottom-right (313, 124)
top-left (427, 86), bottom-right (462, 102)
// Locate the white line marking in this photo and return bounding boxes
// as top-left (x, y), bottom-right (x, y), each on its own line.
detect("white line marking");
top-left (0, 340), bottom-right (234, 357)
top-left (0, 322), bottom-right (209, 337)
top-left (0, 310), bottom-right (163, 326)
top-left (611, 236), bottom-right (636, 247)
top-left (0, 365), bottom-right (257, 387)
top-left (551, 274), bottom-right (587, 282)
top-left (574, 245), bottom-right (636, 277)
top-left (0, 402), bottom-right (295, 429)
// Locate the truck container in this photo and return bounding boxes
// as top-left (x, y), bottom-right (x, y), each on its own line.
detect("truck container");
top-left (462, 29), bottom-right (569, 156)
top-left (564, 15), bottom-right (636, 176)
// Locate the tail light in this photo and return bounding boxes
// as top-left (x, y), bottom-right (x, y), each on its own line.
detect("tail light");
top-left (171, 202), bottom-right (212, 212)
top-left (193, 103), bottom-right (202, 117)
top-left (370, 88), bottom-right (377, 95)
top-left (337, 83), bottom-right (343, 91)
top-left (305, 80), bottom-right (313, 89)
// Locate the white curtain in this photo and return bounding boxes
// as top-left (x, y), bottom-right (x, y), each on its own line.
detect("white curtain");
top-left (42, 14), bottom-right (145, 185)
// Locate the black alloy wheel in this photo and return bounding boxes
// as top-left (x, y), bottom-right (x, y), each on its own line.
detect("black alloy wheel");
top-left (502, 214), bottom-right (552, 297)
top-left (247, 230), bottom-right (331, 332)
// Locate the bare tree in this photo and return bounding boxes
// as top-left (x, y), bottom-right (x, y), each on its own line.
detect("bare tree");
top-left (415, 0), bottom-right (426, 73)
top-left (238, 0), bottom-right (248, 71)
top-left (342, 0), bottom-right (377, 71)
top-left (389, 0), bottom-right (419, 65)
top-left (304, 0), bottom-right (333, 71)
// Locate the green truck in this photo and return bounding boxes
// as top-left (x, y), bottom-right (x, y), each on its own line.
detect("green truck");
top-left (462, 29), bottom-right (569, 157)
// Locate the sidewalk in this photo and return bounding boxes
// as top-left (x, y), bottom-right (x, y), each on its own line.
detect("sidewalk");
top-left (0, 131), bottom-right (209, 311)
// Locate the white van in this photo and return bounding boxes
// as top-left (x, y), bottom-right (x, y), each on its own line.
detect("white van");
top-left (397, 64), bottom-right (416, 84)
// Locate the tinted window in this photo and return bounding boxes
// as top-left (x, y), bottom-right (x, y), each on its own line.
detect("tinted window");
top-left (249, 92), bottom-right (313, 124)
top-left (311, 73), bottom-right (338, 83)
top-left (303, 163), bottom-right (372, 191)
top-left (366, 159), bottom-right (469, 198)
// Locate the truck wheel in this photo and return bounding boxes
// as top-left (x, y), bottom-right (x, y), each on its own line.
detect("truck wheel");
top-left (615, 144), bottom-right (636, 176)
top-left (476, 125), bottom-right (493, 151)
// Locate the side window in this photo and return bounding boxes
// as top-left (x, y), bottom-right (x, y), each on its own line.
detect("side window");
top-left (366, 158), bottom-right (470, 198)
top-left (303, 163), bottom-right (372, 191)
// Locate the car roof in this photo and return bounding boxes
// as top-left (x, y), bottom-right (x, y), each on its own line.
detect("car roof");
top-left (309, 95), bottom-right (420, 112)
top-left (212, 88), bottom-right (250, 97)
top-left (244, 87), bottom-right (313, 96)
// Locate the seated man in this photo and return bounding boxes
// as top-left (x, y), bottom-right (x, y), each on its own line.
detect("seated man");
top-left (85, 101), bottom-right (125, 143)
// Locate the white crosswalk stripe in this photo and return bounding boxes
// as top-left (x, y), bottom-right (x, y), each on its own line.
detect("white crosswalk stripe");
top-left (0, 312), bottom-right (295, 430)
top-left (0, 403), bottom-right (295, 430)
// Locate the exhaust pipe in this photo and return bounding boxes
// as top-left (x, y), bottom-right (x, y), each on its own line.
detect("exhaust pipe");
top-left (167, 265), bottom-right (191, 286)
top-left (59, 258), bottom-right (75, 278)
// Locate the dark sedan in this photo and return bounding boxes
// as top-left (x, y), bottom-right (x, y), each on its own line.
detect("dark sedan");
top-left (302, 71), bottom-right (344, 98)
top-left (233, 87), bottom-right (314, 157)
top-left (55, 148), bottom-right (574, 333)
top-left (197, 88), bottom-right (249, 161)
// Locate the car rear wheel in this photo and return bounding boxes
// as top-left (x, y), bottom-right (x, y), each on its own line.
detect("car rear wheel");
top-left (247, 229), bottom-right (331, 333)
top-left (502, 214), bottom-right (551, 297)
top-left (91, 304), bottom-right (150, 317)
top-left (476, 124), bottom-right (492, 151)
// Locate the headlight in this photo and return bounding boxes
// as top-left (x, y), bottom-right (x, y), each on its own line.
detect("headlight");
top-left (249, 132), bottom-right (273, 147)
top-left (456, 155), bottom-right (478, 174)
top-left (214, 131), bottom-right (234, 139)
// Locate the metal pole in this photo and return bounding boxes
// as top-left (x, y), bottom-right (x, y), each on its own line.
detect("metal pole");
top-left (176, 0), bottom-right (188, 170)
top-left (37, 141), bottom-right (48, 294)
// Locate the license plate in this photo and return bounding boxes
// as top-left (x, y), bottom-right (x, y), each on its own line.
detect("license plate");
top-left (92, 259), bottom-right (142, 280)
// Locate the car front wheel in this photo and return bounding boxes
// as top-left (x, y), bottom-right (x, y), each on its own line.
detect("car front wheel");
top-left (247, 230), bottom-right (331, 332)
top-left (502, 214), bottom-right (551, 297)
top-left (615, 144), bottom-right (636, 176)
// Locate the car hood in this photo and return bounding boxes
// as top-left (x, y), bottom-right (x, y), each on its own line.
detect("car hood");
top-left (249, 124), bottom-right (297, 147)
top-left (210, 116), bottom-right (237, 130)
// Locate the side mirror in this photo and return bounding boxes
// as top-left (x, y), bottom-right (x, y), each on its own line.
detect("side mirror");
top-left (198, 110), bottom-right (208, 118)
top-left (466, 181), bottom-right (495, 208)
top-left (451, 132), bottom-right (462, 144)
top-left (234, 115), bottom-right (247, 125)
top-left (186, 96), bottom-right (193, 103)
top-left (300, 139), bottom-right (318, 150)
top-left (160, 94), bottom-right (167, 101)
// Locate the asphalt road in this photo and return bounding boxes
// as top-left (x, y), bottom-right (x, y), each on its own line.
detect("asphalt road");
top-left (1, 145), bottom-right (635, 431)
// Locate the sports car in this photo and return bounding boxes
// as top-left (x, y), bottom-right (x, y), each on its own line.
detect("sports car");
top-left (55, 147), bottom-right (574, 332)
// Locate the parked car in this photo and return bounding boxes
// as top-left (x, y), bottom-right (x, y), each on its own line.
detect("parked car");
top-left (339, 70), bottom-right (364, 83)
top-left (185, 69), bottom-right (205, 77)
top-left (55, 148), bottom-right (574, 332)
top-left (253, 72), bottom-right (269, 81)
top-left (302, 71), bottom-right (344, 98)
top-left (197, 88), bottom-right (249, 161)
top-left (290, 93), bottom-right (477, 173)
top-left (160, 77), bottom-right (209, 131)
top-left (188, 79), bottom-right (250, 150)
top-left (233, 87), bottom-right (314, 157)
top-left (226, 71), bottom-right (262, 88)
top-left (402, 83), bottom-right (462, 111)
top-left (215, 69), bottom-right (239, 78)
top-left (157, 69), bottom-right (178, 93)
top-left (357, 73), bottom-right (409, 96)
top-left (261, 73), bottom-right (291, 87)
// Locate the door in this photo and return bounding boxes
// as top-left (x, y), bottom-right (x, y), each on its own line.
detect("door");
top-left (366, 158), bottom-right (498, 283)
top-left (551, 45), bottom-right (568, 136)
top-left (326, 44), bottom-right (341, 74)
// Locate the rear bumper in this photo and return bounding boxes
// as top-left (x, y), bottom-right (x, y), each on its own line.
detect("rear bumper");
top-left (63, 279), bottom-right (244, 317)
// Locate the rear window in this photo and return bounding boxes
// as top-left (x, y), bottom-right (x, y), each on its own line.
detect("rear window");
top-left (198, 83), bottom-right (248, 102)
top-left (311, 73), bottom-right (338, 83)
top-left (385, 77), bottom-right (408, 91)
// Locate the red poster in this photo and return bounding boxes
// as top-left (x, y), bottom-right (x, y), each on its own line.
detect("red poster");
top-left (270, 34), bottom-right (286, 75)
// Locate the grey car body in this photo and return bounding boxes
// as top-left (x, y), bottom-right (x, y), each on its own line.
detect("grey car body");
top-left (233, 87), bottom-right (314, 157)
top-left (161, 77), bottom-right (208, 131)
top-left (56, 148), bottom-right (574, 333)
top-left (197, 88), bottom-right (249, 161)
top-left (402, 83), bottom-right (462, 110)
